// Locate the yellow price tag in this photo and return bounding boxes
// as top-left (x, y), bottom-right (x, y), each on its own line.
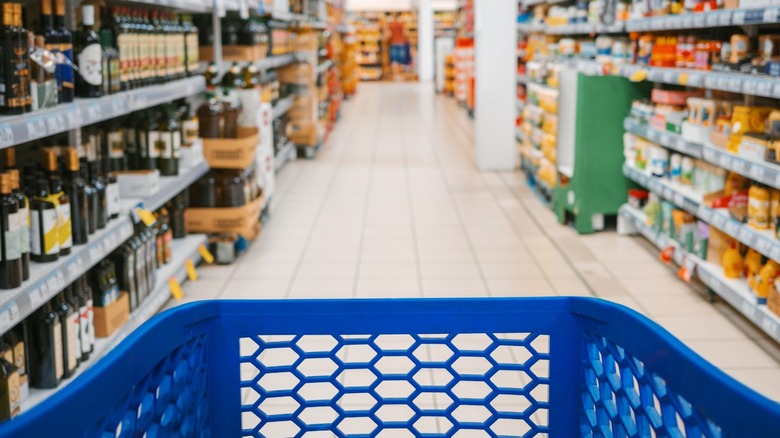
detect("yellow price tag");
top-left (629, 69), bottom-right (648, 82)
top-left (198, 245), bottom-right (215, 264)
top-left (678, 73), bottom-right (688, 86)
top-left (136, 208), bottom-right (157, 227)
top-left (169, 277), bottom-right (184, 300)
top-left (185, 259), bottom-right (198, 282)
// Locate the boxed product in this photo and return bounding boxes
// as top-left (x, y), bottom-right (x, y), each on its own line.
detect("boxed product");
top-left (651, 89), bottom-right (703, 106)
top-left (706, 226), bottom-right (737, 265)
top-left (180, 138), bottom-right (204, 169)
top-left (291, 32), bottom-right (318, 52)
top-left (278, 63), bottom-right (315, 84)
top-left (199, 45), bottom-right (267, 62)
top-left (94, 292), bottom-right (130, 338)
top-left (739, 134), bottom-right (773, 162)
top-left (203, 127), bottom-right (259, 169)
top-left (184, 194), bottom-right (264, 240)
top-left (116, 169), bottom-right (161, 198)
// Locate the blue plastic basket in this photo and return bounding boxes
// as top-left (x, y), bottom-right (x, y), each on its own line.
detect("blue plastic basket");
top-left (3, 297), bottom-right (780, 437)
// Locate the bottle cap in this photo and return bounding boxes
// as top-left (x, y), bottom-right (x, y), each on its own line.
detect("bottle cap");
top-left (64, 147), bottom-right (80, 172)
top-left (41, 147), bottom-right (58, 171)
top-left (7, 169), bottom-right (19, 190)
top-left (0, 173), bottom-right (10, 194)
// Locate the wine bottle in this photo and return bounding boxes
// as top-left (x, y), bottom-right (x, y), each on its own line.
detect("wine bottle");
top-left (104, 119), bottom-right (126, 171)
top-left (0, 173), bottom-right (22, 289)
top-left (182, 15), bottom-right (199, 76)
top-left (100, 30), bottom-right (120, 95)
top-left (158, 107), bottom-right (180, 176)
top-left (53, 292), bottom-right (78, 378)
top-left (7, 170), bottom-right (29, 280)
top-left (76, 4), bottom-right (102, 98)
top-left (88, 161), bottom-right (107, 230)
top-left (28, 303), bottom-right (63, 389)
top-left (76, 276), bottom-right (94, 359)
top-left (41, 149), bottom-right (71, 256)
top-left (0, 340), bottom-right (20, 420)
top-left (114, 243), bottom-right (138, 310)
top-left (30, 179), bottom-right (59, 263)
top-left (54, 0), bottom-right (74, 102)
top-left (63, 287), bottom-right (81, 367)
top-left (142, 110), bottom-right (160, 170)
top-left (63, 148), bottom-right (88, 246)
top-left (79, 164), bottom-right (96, 236)
top-left (1, 3), bottom-right (23, 115)
top-left (12, 3), bottom-right (31, 113)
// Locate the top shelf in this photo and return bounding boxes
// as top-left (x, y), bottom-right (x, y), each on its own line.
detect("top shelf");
top-left (0, 76), bottom-right (206, 151)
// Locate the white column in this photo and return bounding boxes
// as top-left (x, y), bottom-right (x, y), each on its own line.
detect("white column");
top-left (474, 0), bottom-right (516, 171)
top-left (417, 0), bottom-right (434, 82)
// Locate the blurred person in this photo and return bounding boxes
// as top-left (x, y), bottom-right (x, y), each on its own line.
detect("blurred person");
top-left (387, 13), bottom-right (409, 80)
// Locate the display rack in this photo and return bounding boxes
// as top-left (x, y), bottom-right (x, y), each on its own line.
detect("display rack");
top-left (272, 96), bottom-right (295, 120)
top-left (19, 233), bottom-right (208, 412)
top-left (620, 205), bottom-right (780, 344)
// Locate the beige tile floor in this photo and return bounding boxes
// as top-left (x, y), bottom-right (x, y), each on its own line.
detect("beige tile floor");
top-left (169, 82), bottom-right (780, 431)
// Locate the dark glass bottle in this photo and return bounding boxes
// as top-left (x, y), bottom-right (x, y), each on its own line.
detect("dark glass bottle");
top-left (180, 101), bottom-right (199, 147)
top-left (222, 62), bottom-right (242, 90)
top-left (183, 15), bottom-right (198, 76)
top-left (143, 226), bottom-right (156, 292)
top-left (76, 4), bottom-right (102, 98)
top-left (7, 169), bottom-right (29, 281)
top-left (104, 119), bottom-right (126, 171)
top-left (106, 168), bottom-right (119, 221)
top-left (13, 3), bottom-right (31, 113)
top-left (242, 63), bottom-right (260, 89)
top-left (80, 164), bottom-right (97, 235)
top-left (115, 242), bottom-right (138, 310)
top-left (30, 179), bottom-right (59, 262)
top-left (54, 0), bottom-right (74, 102)
top-left (131, 234), bottom-right (146, 302)
top-left (76, 276), bottom-right (94, 359)
top-left (159, 209), bottom-right (172, 264)
top-left (99, 30), bottom-right (120, 95)
top-left (197, 95), bottom-right (223, 139)
top-left (88, 161), bottom-right (107, 230)
top-left (169, 192), bottom-right (186, 239)
top-left (63, 148), bottom-right (88, 246)
top-left (150, 10), bottom-right (164, 84)
top-left (53, 292), bottom-right (78, 378)
top-left (222, 96), bottom-right (241, 139)
top-left (0, 340), bottom-right (20, 421)
top-left (1, 3), bottom-right (23, 115)
top-left (158, 107), bottom-right (180, 176)
top-left (190, 173), bottom-right (217, 208)
top-left (219, 170), bottom-right (247, 207)
top-left (204, 62), bottom-right (219, 88)
top-left (140, 110), bottom-right (160, 170)
top-left (42, 149), bottom-right (71, 256)
top-left (40, 0), bottom-right (59, 98)
top-left (29, 303), bottom-right (63, 389)
top-left (0, 173), bottom-right (22, 289)
top-left (63, 287), bottom-right (82, 366)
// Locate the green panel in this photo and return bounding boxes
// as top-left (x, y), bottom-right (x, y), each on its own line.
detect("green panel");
top-left (554, 74), bottom-right (650, 234)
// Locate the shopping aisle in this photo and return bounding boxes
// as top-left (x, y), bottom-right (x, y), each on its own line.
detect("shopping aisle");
top-left (178, 82), bottom-right (780, 401)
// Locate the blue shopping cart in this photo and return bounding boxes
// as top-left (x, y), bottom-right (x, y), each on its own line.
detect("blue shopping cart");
top-left (2, 297), bottom-right (780, 437)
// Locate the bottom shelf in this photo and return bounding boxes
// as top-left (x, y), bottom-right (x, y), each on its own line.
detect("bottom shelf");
top-left (20, 233), bottom-right (208, 412)
top-left (619, 204), bottom-right (780, 343)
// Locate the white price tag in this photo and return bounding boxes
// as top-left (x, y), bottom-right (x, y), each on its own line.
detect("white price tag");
top-left (770, 245), bottom-right (780, 262)
top-left (743, 80), bottom-right (757, 96)
top-left (664, 71), bottom-right (676, 84)
top-left (0, 305), bottom-right (19, 334)
top-left (772, 83), bottom-right (780, 99)
top-left (732, 159), bottom-right (747, 175)
top-left (698, 207), bottom-right (713, 222)
top-left (756, 80), bottom-right (773, 97)
top-left (45, 114), bottom-right (65, 133)
top-left (28, 288), bottom-right (45, 309)
top-left (719, 11), bottom-right (732, 26)
top-left (65, 109), bottom-right (83, 127)
top-left (727, 78), bottom-right (742, 93)
top-left (0, 125), bottom-right (14, 147)
top-left (683, 15), bottom-right (694, 28)
top-left (86, 104), bottom-right (101, 122)
top-left (88, 246), bottom-right (101, 263)
top-left (676, 138), bottom-right (688, 152)
top-left (763, 7), bottom-right (779, 23)
top-left (693, 15), bottom-right (706, 27)
top-left (738, 227), bottom-right (752, 244)
top-left (688, 73), bottom-right (704, 87)
top-left (706, 13), bottom-right (720, 27)
top-left (660, 133), bottom-right (671, 146)
top-left (673, 192), bottom-right (685, 206)
top-left (130, 93), bottom-right (148, 111)
top-left (749, 164), bottom-right (766, 181)
top-left (111, 100), bottom-right (125, 116)
top-left (756, 238), bottom-right (770, 255)
top-left (26, 119), bottom-right (46, 139)
top-left (733, 10), bottom-right (746, 24)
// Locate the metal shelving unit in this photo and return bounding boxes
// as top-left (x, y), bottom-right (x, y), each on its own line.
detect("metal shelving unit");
top-left (620, 204), bottom-right (780, 344)
top-left (275, 141), bottom-right (297, 172)
top-left (626, 6), bottom-right (780, 32)
top-left (0, 76), bottom-right (205, 151)
top-left (20, 233), bottom-right (208, 412)
top-left (624, 118), bottom-right (703, 159)
top-left (272, 96), bottom-right (295, 120)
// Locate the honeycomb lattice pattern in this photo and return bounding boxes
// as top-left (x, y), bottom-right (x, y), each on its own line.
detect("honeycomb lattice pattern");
top-left (98, 335), bottom-right (210, 437)
top-left (239, 333), bottom-right (551, 437)
top-left (580, 332), bottom-right (722, 438)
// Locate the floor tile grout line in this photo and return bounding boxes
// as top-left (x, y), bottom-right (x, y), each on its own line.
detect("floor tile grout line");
top-left (399, 87), bottom-right (425, 298)
top-left (352, 85), bottom-right (384, 298)
top-left (435, 98), bottom-right (562, 296)
top-left (283, 89), bottom-right (372, 298)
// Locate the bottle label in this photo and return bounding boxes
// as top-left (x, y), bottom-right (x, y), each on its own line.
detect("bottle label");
top-left (117, 34), bottom-right (129, 83)
top-left (79, 304), bottom-right (89, 354)
top-left (1, 368), bottom-right (20, 412)
top-left (78, 43), bottom-right (102, 86)
top-left (59, 45), bottom-right (75, 94)
top-left (71, 312), bottom-right (81, 362)
top-left (31, 207), bottom-right (60, 256)
top-left (87, 298), bottom-right (95, 346)
top-left (101, 51), bottom-right (110, 95)
top-left (109, 58), bottom-right (120, 93)
top-left (5, 211), bottom-right (21, 260)
top-left (66, 315), bottom-right (77, 371)
top-left (107, 183), bottom-right (120, 216)
top-left (53, 321), bottom-right (64, 379)
top-left (58, 202), bottom-right (72, 250)
top-left (156, 133), bottom-right (171, 159)
top-left (172, 131), bottom-right (181, 159)
top-left (108, 132), bottom-right (123, 158)
top-left (18, 205), bottom-right (30, 254)
top-left (148, 131), bottom-right (161, 158)
top-left (182, 119), bottom-right (199, 144)
top-left (187, 33), bottom-right (199, 71)
top-left (125, 128), bottom-right (137, 154)
top-left (13, 340), bottom-right (25, 375)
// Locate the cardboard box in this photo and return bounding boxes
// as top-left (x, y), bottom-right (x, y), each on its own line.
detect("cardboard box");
top-left (291, 32), bottom-right (319, 52)
top-left (739, 134), bottom-right (771, 162)
top-left (706, 226), bottom-right (737, 265)
top-left (184, 194), bottom-right (264, 239)
top-left (94, 292), bottom-right (130, 338)
top-left (709, 130), bottom-right (730, 149)
top-left (116, 170), bottom-right (161, 198)
top-left (278, 63), bottom-right (315, 84)
top-left (199, 45), bottom-right (267, 62)
top-left (203, 127), bottom-right (259, 170)
top-left (180, 138), bottom-right (204, 170)
top-left (286, 121), bottom-right (319, 146)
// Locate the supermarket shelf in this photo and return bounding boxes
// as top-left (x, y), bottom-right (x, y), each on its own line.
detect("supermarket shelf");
top-left (254, 53), bottom-right (301, 70)
top-left (0, 76), bottom-right (205, 151)
top-left (546, 22), bottom-right (625, 35)
top-left (626, 7), bottom-right (780, 32)
top-left (623, 163), bottom-right (780, 262)
top-left (0, 218), bottom-right (135, 336)
top-left (624, 117), bottom-right (703, 158)
top-left (516, 22), bottom-right (546, 33)
top-left (126, 0), bottom-right (211, 11)
top-left (701, 142), bottom-right (780, 191)
top-left (619, 204), bottom-right (780, 343)
top-left (619, 64), bottom-right (780, 99)
top-left (120, 160), bottom-right (210, 213)
top-left (273, 96), bottom-right (295, 120)
top-left (275, 141), bottom-right (297, 172)
top-left (20, 234), bottom-right (208, 413)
